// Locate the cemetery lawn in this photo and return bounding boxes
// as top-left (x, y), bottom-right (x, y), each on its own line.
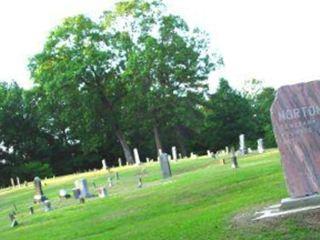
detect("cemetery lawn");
top-left (1, 150), bottom-right (320, 240)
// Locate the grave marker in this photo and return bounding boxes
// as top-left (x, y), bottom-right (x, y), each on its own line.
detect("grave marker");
top-left (257, 138), bottom-right (264, 154)
top-left (271, 81), bottom-right (320, 199)
top-left (133, 148), bottom-right (141, 165)
top-left (159, 153), bottom-right (172, 179)
top-left (33, 177), bottom-right (47, 203)
top-left (172, 146), bottom-right (177, 161)
top-left (74, 179), bottom-right (91, 198)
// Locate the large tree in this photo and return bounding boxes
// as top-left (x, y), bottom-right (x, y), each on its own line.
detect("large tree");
top-left (29, 15), bottom-right (136, 164)
top-left (107, 0), bottom-right (222, 156)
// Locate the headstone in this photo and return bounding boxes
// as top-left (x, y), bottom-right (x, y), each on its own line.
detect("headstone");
top-left (29, 206), bottom-right (34, 215)
top-left (74, 179), bottom-right (91, 198)
top-left (79, 197), bottom-right (85, 204)
top-left (118, 158), bottom-right (122, 167)
top-left (158, 149), bottom-right (163, 156)
top-left (239, 134), bottom-right (246, 155)
top-left (133, 148), bottom-right (141, 165)
top-left (172, 146), bottom-right (177, 161)
top-left (271, 81), bottom-right (320, 199)
top-left (231, 148), bottom-right (239, 169)
top-left (178, 153), bottom-right (182, 159)
top-left (207, 150), bottom-right (212, 158)
top-left (33, 177), bottom-right (47, 203)
top-left (137, 176), bottom-right (142, 188)
top-left (16, 177), bottom-right (21, 188)
top-left (115, 172), bottom-right (120, 180)
top-left (225, 147), bottom-right (229, 154)
top-left (72, 188), bottom-right (81, 199)
top-left (8, 213), bottom-right (18, 227)
top-left (159, 153), bottom-right (172, 179)
top-left (257, 138), bottom-right (264, 154)
top-left (10, 178), bottom-right (15, 188)
top-left (146, 157), bottom-right (150, 163)
top-left (102, 159), bottom-right (107, 170)
top-left (43, 200), bottom-right (52, 212)
top-left (59, 189), bottom-right (70, 199)
top-left (98, 187), bottom-right (107, 198)
top-left (248, 148), bottom-right (252, 154)
top-left (108, 177), bottom-right (113, 188)
top-left (220, 159), bottom-right (226, 165)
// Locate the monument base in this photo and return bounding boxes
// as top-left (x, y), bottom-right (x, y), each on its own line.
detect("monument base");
top-left (280, 195), bottom-right (320, 210)
top-left (254, 194), bottom-right (320, 220)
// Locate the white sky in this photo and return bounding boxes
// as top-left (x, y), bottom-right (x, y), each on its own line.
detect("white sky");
top-left (1, 0), bottom-right (320, 91)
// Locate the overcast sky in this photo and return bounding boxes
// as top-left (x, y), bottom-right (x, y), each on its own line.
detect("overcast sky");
top-left (1, 0), bottom-right (320, 91)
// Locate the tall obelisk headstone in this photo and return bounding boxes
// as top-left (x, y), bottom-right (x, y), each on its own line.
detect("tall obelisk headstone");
top-left (33, 177), bottom-right (47, 203)
top-left (239, 134), bottom-right (246, 155)
top-left (271, 81), bottom-right (320, 199)
top-left (133, 148), bottom-right (141, 165)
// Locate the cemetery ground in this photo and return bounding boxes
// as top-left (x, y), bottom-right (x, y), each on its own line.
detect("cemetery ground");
top-left (1, 150), bottom-right (320, 240)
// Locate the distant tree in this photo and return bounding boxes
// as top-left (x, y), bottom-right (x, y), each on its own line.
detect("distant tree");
top-left (203, 78), bottom-right (254, 151)
top-left (253, 87), bottom-right (276, 147)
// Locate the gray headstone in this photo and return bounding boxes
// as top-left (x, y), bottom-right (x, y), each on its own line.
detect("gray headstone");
top-left (43, 200), bottom-right (52, 212)
top-left (33, 177), bottom-right (47, 203)
top-left (159, 153), bottom-right (172, 179)
top-left (118, 158), bottom-right (122, 167)
top-left (72, 188), bottom-right (81, 199)
top-left (74, 179), bottom-right (91, 198)
top-left (231, 148), bottom-right (239, 169)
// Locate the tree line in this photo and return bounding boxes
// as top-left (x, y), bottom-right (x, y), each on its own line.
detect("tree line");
top-left (0, 0), bottom-right (276, 187)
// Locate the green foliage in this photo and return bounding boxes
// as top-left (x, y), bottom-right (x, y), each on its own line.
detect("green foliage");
top-left (0, 0), bottom-right (278, 186)
top-left (203, 78), bottom-right (255, 151)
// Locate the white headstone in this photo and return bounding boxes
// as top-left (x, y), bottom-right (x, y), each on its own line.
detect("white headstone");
top-left (98, 187), bottom-right (107, 198)
top-left (102, 159), bottom-right (107, 170)
top-left (10, 178), bottom-right (15, 188)
top-left (257, 138), bottom-right (264, 154)
top-left (118, 158), bottom-right (122, 167)
top-left (172, 146), bottom-right (177, 161)
top-left (133, 148), bottom-right (141, 165)
top-left (16, 177), bottom-right (21, 188)
top-left (239, 134), bottom-right (246, 155)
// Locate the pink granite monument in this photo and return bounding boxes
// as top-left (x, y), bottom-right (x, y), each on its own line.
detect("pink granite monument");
top-left (271, 80), bottom-right (320, 198)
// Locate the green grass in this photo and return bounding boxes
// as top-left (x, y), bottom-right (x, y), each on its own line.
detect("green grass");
top-left (0, 149), bottom-right (319, 240)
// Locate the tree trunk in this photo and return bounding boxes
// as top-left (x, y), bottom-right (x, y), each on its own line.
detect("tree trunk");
top-left (176, 127), bottom-right (187, 157)
top-left (94, 83), bottom-right (134, 165)
top-left (153, 125), bottom-right (163, 156)
top-left (115, 129), bottom-right (134, 165)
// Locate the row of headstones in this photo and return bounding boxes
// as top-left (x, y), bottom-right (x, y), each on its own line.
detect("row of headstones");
top-left (239, 135), bottom-right (264, 155)
top-left (102, 146), bottom-right (184, 170)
